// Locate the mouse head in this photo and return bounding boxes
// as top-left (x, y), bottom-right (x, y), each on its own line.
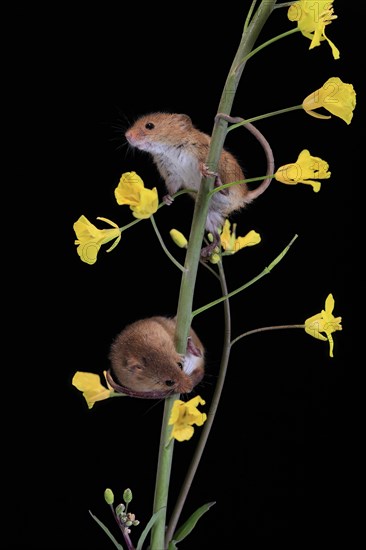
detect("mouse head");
top-left (108, 326), bottom-right (194, 399)
top-left (125, 112), bottom-right (194, 153)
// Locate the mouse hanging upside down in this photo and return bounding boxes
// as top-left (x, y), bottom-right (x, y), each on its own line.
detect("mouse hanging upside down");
top-left (107, 316), bottom-right (205, 399)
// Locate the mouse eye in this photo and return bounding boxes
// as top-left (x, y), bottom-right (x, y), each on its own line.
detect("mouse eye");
top-left (145, 122), bottom-right (155, 130)
top-left (165, 380), bottom-right (175, 387)
top-left (177, 361), bottom-right (183, 369)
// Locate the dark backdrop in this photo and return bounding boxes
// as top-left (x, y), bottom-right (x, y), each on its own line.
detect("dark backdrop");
top-left (7, 2), bottom-right (358, 548)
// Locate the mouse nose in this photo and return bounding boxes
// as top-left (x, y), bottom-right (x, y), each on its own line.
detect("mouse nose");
top-left (125, 129), bottom-right (138, 145)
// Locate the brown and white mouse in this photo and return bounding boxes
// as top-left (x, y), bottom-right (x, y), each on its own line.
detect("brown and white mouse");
top-left (107, 316), bottom-right (205, 399)
top-left (125, 112), bottom-right (273, 255)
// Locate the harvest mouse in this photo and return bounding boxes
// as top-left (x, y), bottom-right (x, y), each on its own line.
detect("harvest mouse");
top-left (107, 316), bottom-right (205, 399)
top-left (125, 112), bottom-right (273, 256)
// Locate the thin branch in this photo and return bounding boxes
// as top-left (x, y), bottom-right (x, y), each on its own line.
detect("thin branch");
top-left (231, 324), bottom-right (305, 348)
top-left (150, 215), bottom-right (187, 273)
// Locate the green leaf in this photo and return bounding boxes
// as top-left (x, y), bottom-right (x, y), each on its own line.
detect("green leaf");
top-left (89, 510), bottom-right (124, 550)
top-left (169, 501), bottom-right (216, 545)
top-left (136, 508), bottom-right (165, 550)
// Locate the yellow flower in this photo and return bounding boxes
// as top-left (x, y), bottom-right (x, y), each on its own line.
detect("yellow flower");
top-left (305, 294), bottom-right (342, 357)
top-left (275, 149), bottom-right (330, 192)
top-left (220, 220), bottom-right (261, 254)
top-left (170, 229), bottom-right (188, 248)
top-left (72, 371), bottom-right (113, 409)
top-left (114, 172), bottom-right (159, 219)
top-left (288, 0), bottom-right (339, 59)
top-left (168, 396), bottom-right (207, 442)
top-left (74, 215), bottom-right (121, 265)
top-left (303, 77), bottom-right (356, 124)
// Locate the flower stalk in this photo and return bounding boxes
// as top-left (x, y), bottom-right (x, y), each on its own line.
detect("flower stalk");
top-left (150, 2), bottom-right (277, 548)
top-left (165, 259), bottom-right (232, 545)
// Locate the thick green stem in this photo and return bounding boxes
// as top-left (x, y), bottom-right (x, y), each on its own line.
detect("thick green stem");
top-left (165, 260), bottom-right (231, 545)
top-left (206, 0), bottom-right (277, 173)
top-left (150, 397), bottom-right (176, 548)
top-left (150, 3), bottom-right (277, 548)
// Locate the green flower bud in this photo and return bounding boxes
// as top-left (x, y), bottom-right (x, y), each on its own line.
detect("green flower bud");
top-left (123, 488), bottom-right (133, 503)
top-left (125, 520), bottom-right (133, 527)
top-left (209, 253), bottom-right (221, 264)
top-left (104, 488), bottom-right (114, 505)
top-left (132, 520), bottom-right (140, 526)
top-left (115, 503), bottom-right (125, 515)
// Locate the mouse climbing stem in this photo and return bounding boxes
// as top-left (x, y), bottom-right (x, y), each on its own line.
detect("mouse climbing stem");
top-left (150, 2), bottom-right (277, 548)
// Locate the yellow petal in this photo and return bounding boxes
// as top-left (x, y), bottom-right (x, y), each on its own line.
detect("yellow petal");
top-left (115, 172), bottom-right (145, 206)
top-left (72, 372), bottom-right (111, 408)
top-left (130, 187), bottom-right (159, 218)
top-left (305, 321), bottom-right (328, 342)
top-left (72, 371), bottom-right (102, 391)
top-left (324, 293), bottom-right (335, 315)
top-left (169, 399), bottom-right (184, 424)
top-left (235, 230), bottom-right (261, 250)
top-left (171, 425), bottom-right (195, 442)
top-left (76, 241), bottom-right (100, 264)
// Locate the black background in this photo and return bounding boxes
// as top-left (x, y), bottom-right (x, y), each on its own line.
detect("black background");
top-left (7, 1), bottom-right (358, 548)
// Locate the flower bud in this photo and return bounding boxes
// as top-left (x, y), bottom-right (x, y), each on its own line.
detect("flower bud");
top-left (209, 253), bottom-right (221, 264)
top-left (123, 488), bottom-right (133, 503)
top-left (104, 488), bottom-right (114, 505)
top-left (115, 503), bottom-right (125, 515)
top-left (170, 229), bottom-right (188, 248)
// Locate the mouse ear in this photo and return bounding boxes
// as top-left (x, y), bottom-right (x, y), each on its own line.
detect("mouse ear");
top-left (121, 356), bottom-right (144, 371)
top-left (175, 114), bottom-right (193, 128)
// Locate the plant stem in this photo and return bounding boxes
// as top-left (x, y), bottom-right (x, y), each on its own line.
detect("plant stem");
top-left (230, 324), bottom-right (305, 347)
top-left (226, 105), bottom-right (304, 132)
top-left (150, 215), bottom-right (187, 273)
top-left (274, 2), bottom-right (297, 8)
top-left (150, 3), bottom-right (277, 548)
top-left (234, 27), bottom-right (300, 69)
top-left (208, 174), bottom-right (274, 196)
top-left (192, 234), bottom-right (298, 318)
top-left (165, 259), bottom-right (231, 545)
top-left (150, 397), bottom-right (176, 549)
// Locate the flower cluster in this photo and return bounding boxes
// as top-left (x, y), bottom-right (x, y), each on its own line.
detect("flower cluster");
top-left (74, 172), bottom-right (158, 264)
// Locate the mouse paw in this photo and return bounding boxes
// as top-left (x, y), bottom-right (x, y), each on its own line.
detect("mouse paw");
top-left (200, 162), bottom-right (218, 179)
top-left (200, 234), bottom-right (220, 259)
top-left (163, 193), bottom-right (174, 205)
top-left (200, 163), bottom-right (227, 193)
